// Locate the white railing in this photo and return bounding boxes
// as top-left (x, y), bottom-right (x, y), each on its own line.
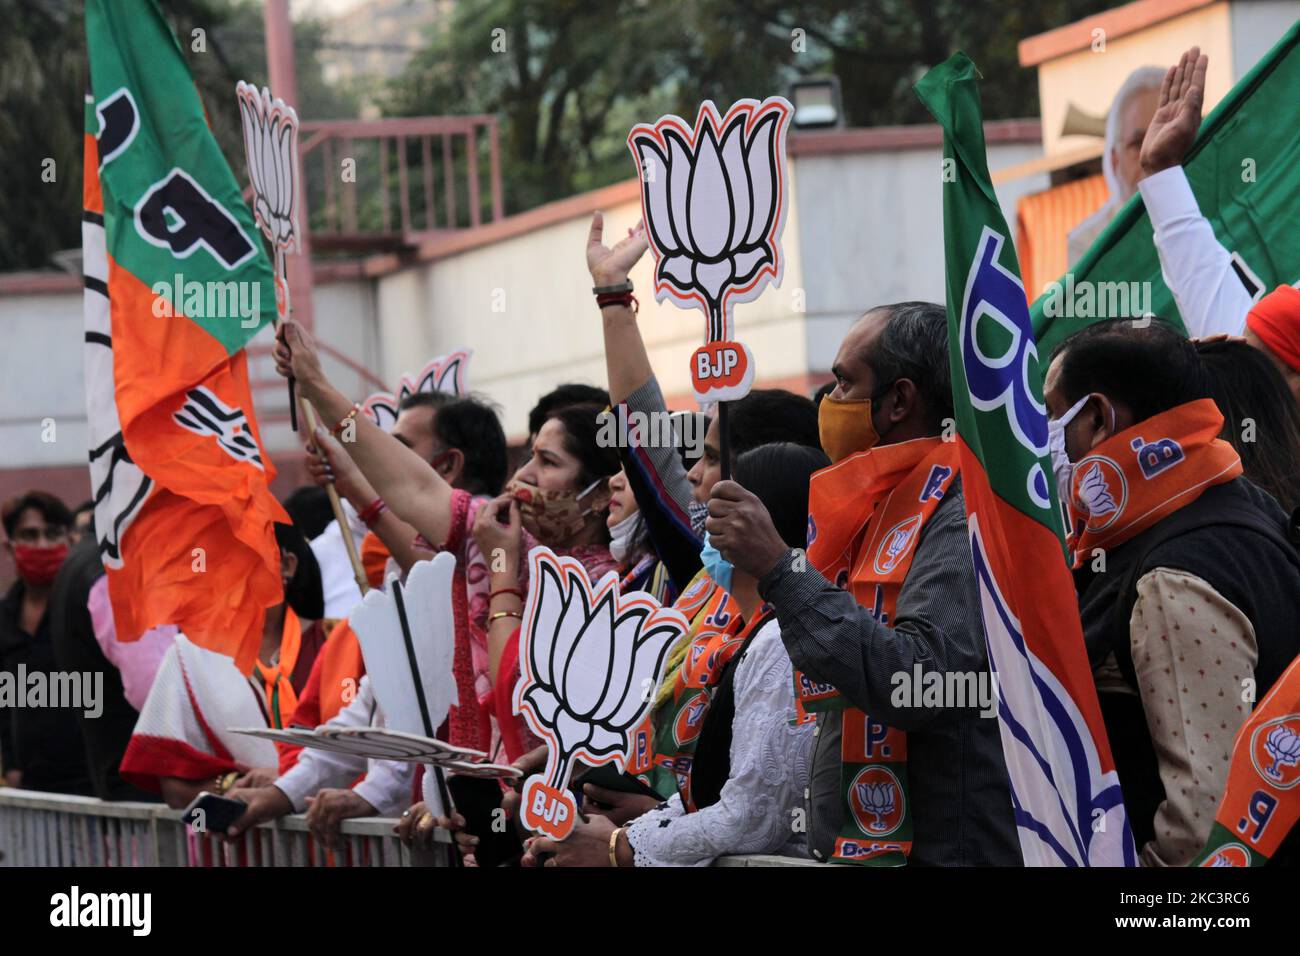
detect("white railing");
top-left (0, 788), bottom-right (822, 867)
top-left (0, 789), bottom-right (448, 867)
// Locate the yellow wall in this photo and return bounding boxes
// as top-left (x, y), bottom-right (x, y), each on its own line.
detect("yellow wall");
top-left (1037, 1), bottom-right (1234, 158)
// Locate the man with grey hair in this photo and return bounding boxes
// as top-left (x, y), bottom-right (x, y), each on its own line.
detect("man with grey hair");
top-left (706, 302), bottom-right (1021, 866)
top-left (1067, 64), bottom-right (1168, 264)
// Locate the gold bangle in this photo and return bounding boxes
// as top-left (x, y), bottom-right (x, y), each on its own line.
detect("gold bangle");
top-left (609, 826), bottom-right (625, 867)
top-left (331, 402), bottom-right (361, 436)
top-left (489, 610), bottom-right (523, 623)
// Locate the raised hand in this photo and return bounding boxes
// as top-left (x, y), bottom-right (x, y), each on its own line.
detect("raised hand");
top-left (1140, 46), bottom-right (1208, 176)
top-left (587, 211), bottom-right (648, 286)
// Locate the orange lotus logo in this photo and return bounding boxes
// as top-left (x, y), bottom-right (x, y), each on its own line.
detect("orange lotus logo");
top-left (848, 766), bottom-right (905, 837)
top-left (1200, 843), bottom-right (1251, 867)
top-left (1252, 715), bottom-right (1300, 789)
top-left (873, 515), bottom-right (922, 575)
top-left (672, 690), bottom-right (710, 747)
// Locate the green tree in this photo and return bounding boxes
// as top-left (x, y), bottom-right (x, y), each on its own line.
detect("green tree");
top-left (383, 0), bottom-right (1120, 216)
top-left (0, 0), bottom-right (355, 272)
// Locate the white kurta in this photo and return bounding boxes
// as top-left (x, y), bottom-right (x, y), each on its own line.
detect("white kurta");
top-left (624, 619), bottom-right (813, 866)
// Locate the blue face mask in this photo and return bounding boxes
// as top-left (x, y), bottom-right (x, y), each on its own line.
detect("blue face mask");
top-left (700, 532), bottom-right (734, 594)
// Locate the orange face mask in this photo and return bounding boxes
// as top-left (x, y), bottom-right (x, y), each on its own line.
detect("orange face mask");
top-left (818, 395), bottom-right (880, 463)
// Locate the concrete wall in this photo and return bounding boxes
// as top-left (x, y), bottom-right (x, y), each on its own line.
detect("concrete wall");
top-left (0, 275), bottom-right (379, 475)
top-left (372, 186), bottom-right (808, 439)
top-left (793, 141), bottom-right (1049, 374)
top-left (1231, 0), bottom-right (1300, 75)
top-left (0, 125), bottom-right (1044, 542)
top-left (1037, 1), bottom-right (1236, 159)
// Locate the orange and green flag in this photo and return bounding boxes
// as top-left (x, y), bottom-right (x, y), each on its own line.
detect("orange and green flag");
top-left (82, 0), bottom-right (286, 673)
top-left (915, 53), bottom-right (1135, 865)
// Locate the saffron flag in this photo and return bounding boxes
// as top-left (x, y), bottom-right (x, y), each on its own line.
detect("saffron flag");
top-left (1192, 653), bottom-right (1300, 866)
top-left (915, 53), bottom-right (1136, 866)
top-left (1030, 20), bottom-right (1300, 356)
top-left (83, 0), bottom-right (287, 674)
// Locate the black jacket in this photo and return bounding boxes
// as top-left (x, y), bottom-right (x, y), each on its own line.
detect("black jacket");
top-left (1074, 477), bottom-right (1300, 856)
top-left (760, 481), bottom-right (1021, 866)
top-left (48, 536), bottom-right (159, 801)
top-left (0, 575), bottom-right (94, 795)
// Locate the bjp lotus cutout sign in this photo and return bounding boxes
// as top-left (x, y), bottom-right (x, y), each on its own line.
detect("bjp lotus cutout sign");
top-left (514, 548), bottom-right (687, 840)
top-left (360, 349), bottom-right (474, 431)
top-left (628, 97), bottom-right (791, 404)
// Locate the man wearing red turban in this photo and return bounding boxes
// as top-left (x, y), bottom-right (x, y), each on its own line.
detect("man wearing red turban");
top-left (1245, 285), bottom-right (1300, 404)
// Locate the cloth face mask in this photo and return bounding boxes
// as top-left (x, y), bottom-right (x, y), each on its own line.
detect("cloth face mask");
top-left (508, 477), bottom-right (605, 542)
top-left (608, 510), bottom-right (641, 564)
top-left (699, 532), bottom-right (734, 594)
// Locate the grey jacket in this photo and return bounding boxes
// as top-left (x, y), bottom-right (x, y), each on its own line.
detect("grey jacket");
top-left (758, 481), bottom-right (1021, 866)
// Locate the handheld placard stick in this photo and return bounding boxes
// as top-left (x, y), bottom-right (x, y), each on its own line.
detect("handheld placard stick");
top-left (389, 576), bottom-right (459, 867)
top-left (236, 81), bottom-right (367, 595)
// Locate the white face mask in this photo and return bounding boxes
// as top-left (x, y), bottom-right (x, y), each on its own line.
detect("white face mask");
top-left (608, 510), bottom-right (642, 564)
top-left (1047, 394), bottom-right (1093, 509)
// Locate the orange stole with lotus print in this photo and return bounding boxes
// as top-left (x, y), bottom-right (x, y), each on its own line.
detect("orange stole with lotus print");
top-left (648, 574), bottom-right (746, 810)
top-left (800, 437), bottom-right (959, 864)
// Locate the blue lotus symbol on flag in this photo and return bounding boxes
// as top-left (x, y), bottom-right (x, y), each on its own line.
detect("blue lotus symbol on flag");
top-left (514, 548), bottom-right (686, 837)
top-left (628, 97), bottom-right (791, 342)
top-left (1263, 724), bottom-right (1300, 780)
top-left (856, 781), bottom-right (897, 832)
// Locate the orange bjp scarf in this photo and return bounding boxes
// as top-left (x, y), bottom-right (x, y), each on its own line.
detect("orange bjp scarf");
top-left (1068, 398), bottom-right (1242, 566)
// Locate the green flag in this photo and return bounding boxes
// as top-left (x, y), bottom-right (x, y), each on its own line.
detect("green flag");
top-left (915, 52), bottom-right (1136, 865)
top-left (1031, 19), bottom-right (1300, 357)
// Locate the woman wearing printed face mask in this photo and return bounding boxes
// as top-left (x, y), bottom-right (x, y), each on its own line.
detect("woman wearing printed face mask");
top-left (472, 403), bottom-right (621, 761)
top-left (1, 492), bottom-right (88, 793)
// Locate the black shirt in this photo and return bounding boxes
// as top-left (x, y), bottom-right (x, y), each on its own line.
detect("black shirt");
top-left (48, 536), bottom-right (159, 801)
top-left (0, 575), bottom-right (94, 794)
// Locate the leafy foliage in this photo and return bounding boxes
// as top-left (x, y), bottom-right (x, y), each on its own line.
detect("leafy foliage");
top-left (0, 0), bottom-right (355, 271)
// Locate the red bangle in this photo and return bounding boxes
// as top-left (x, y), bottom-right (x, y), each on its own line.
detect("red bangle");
top-left (489, 587), bottom-right (524, 601)
top-left (596, 292), bottom-right (638, 313)
top-left (358, 497), bottom-right (386, 527)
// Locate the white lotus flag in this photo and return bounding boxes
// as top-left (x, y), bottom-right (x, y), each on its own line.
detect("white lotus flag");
top-left (514, 548), bottom-right (687, 841)
top-left (628, 97), bottom-right (792, 403)
top-left (349, 553), bottom-right (458, 739)
top-left (361, 349), bottom-right (474, 432)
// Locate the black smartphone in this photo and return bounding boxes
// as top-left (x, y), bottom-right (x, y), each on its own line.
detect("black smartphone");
top-left (182, 792), bottom-right (247, 834)
top-left (447, 775), bottom-right (523, 868)
top-left (576, 764), bottom-right (664, 802)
